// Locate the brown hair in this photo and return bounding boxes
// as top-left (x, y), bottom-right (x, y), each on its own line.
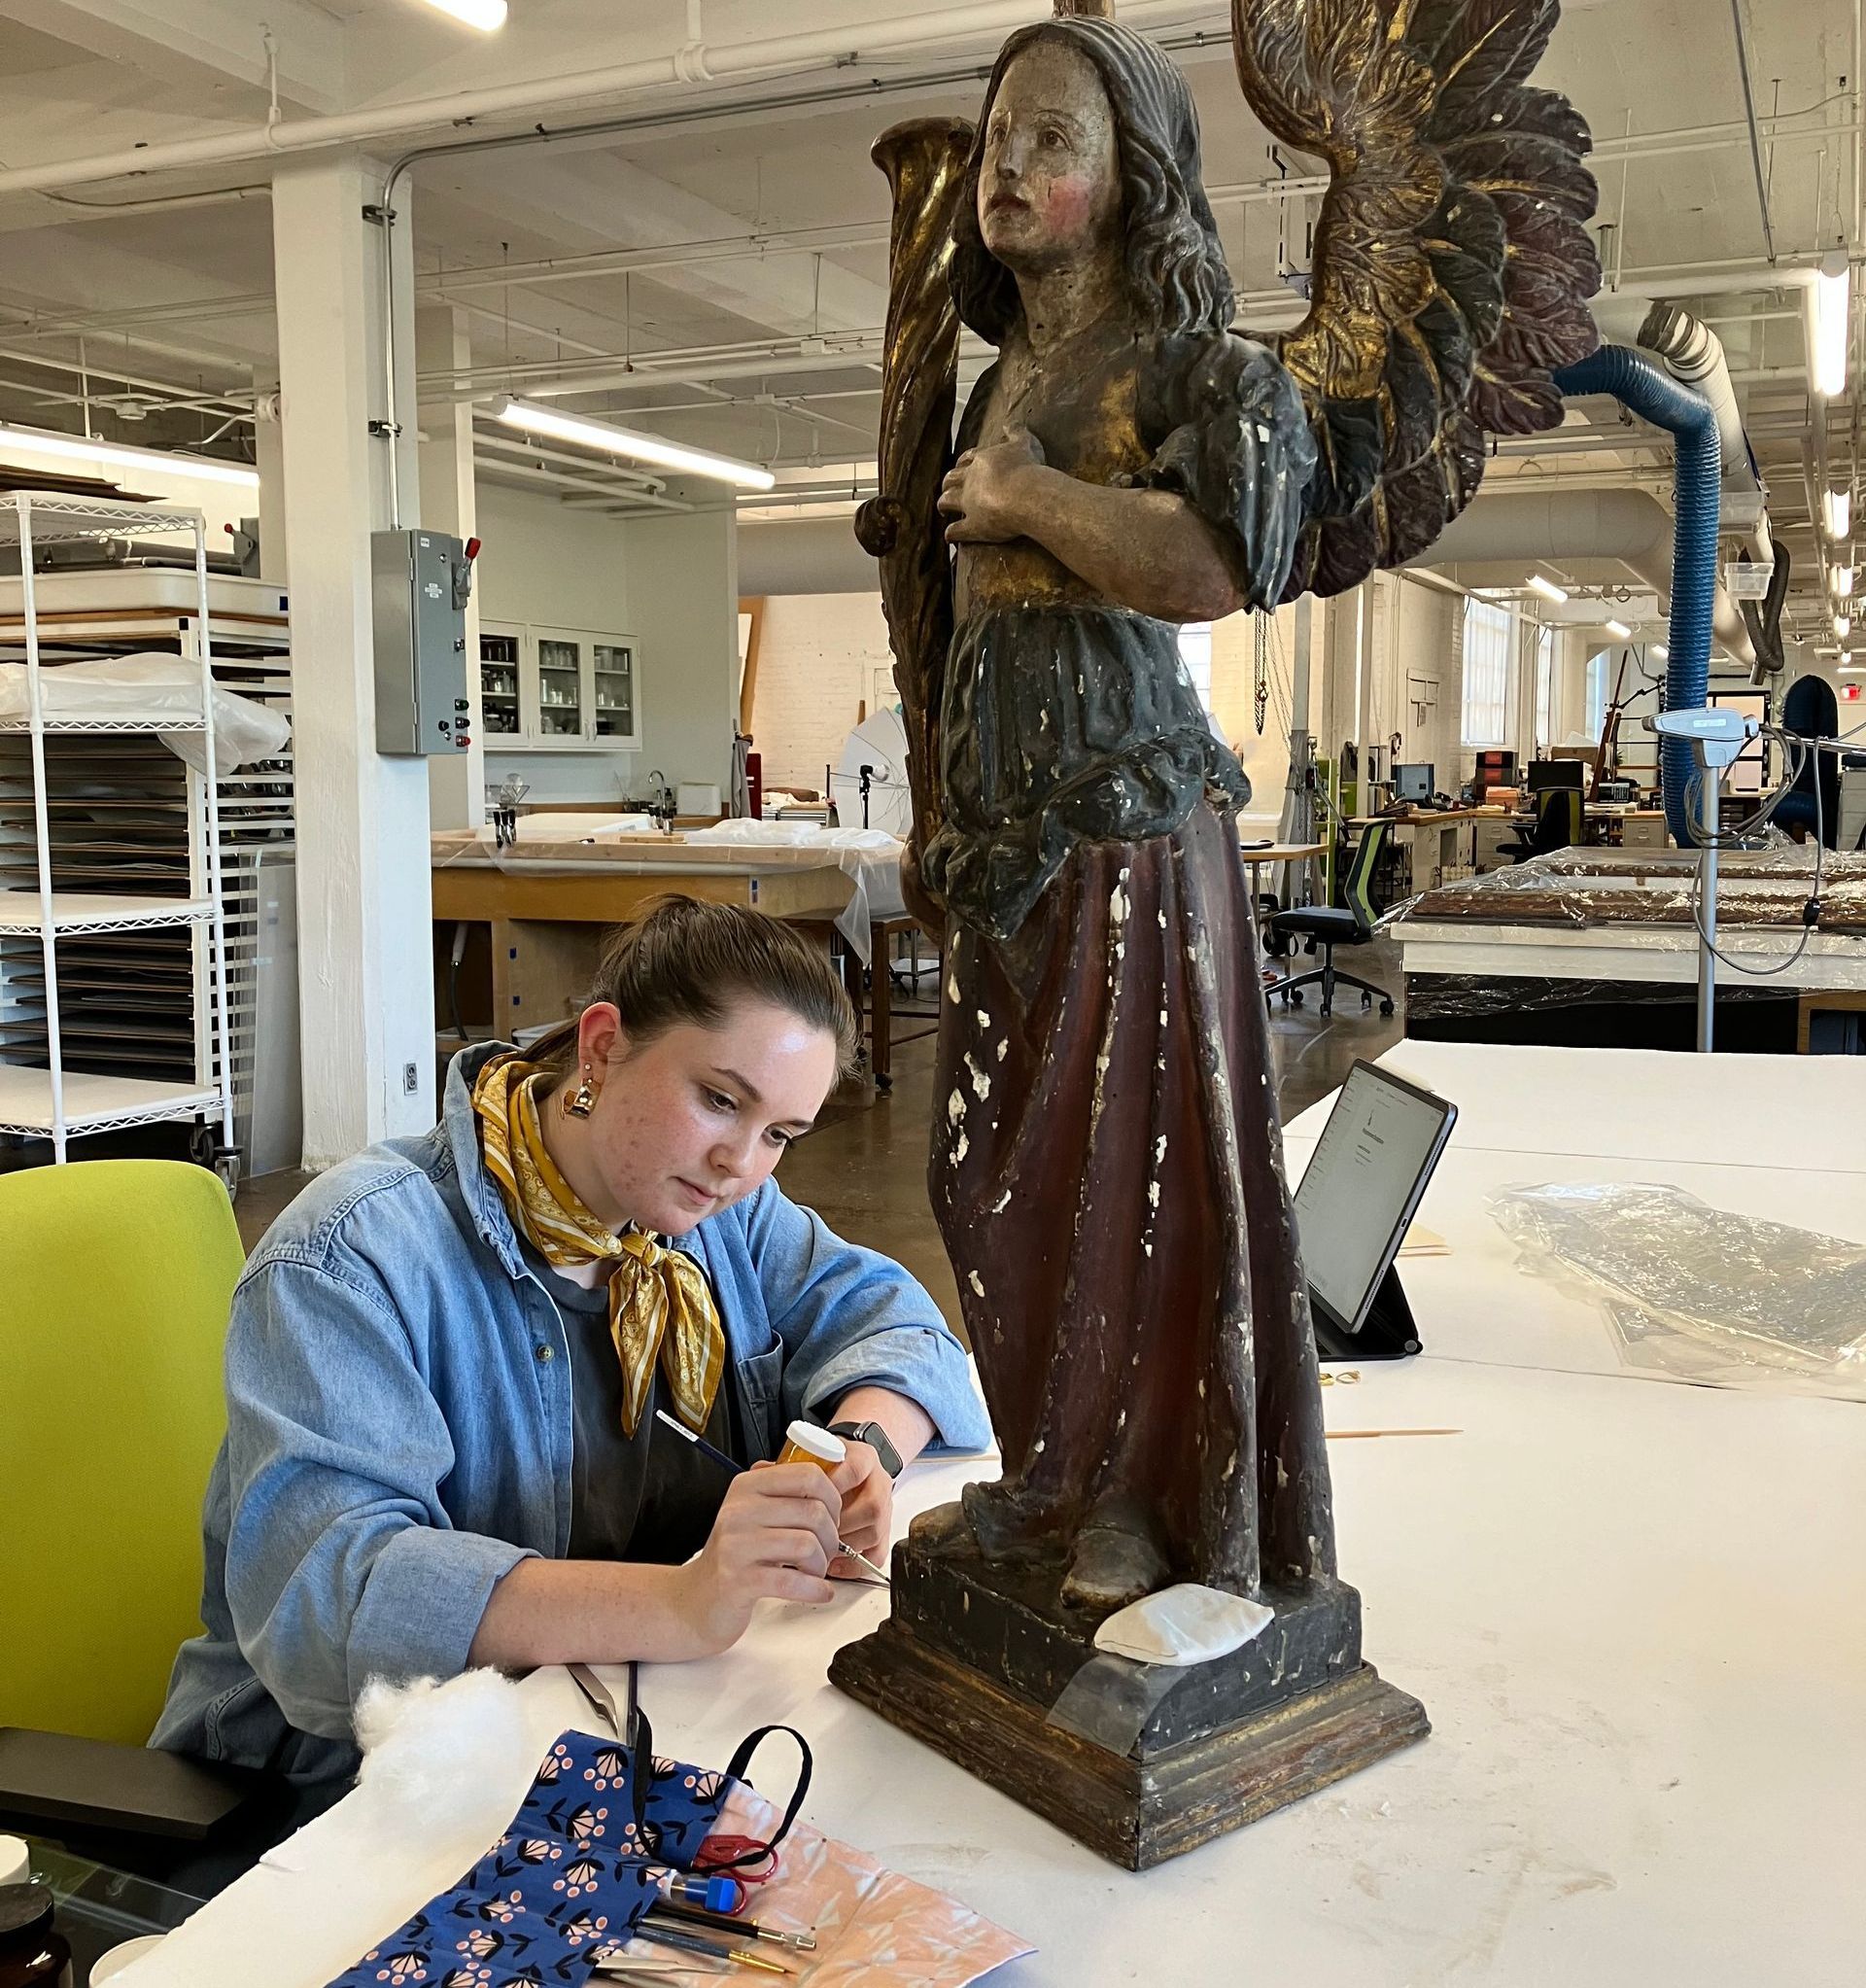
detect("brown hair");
top-left (536, 894), bottom-right (860, 1080)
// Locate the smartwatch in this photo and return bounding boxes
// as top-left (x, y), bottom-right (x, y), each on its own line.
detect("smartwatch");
top-left (827, 1419), bottom-right (905, 1480)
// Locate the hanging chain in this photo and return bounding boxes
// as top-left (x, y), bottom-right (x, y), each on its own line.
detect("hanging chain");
top-left (1253, 614), bottom-right (1270, 736)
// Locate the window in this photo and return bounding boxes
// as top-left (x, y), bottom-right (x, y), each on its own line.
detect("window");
top-left (1584, 650), bottom-right (1610, 742)
top-left (1461, 600), bottom-right (1512, 748)
top-left (1534, 624), bottom-right (1554, 750)
top-left (1177, 622), bottom-right (1215, 712)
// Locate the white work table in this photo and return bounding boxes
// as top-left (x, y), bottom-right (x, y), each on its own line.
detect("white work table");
top-left (127, 1044), bottom-right (1866, 1988)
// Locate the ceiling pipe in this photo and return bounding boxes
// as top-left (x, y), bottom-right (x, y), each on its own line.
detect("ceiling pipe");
top-left (0, 0), bottom-right (1217, 199)
top-left (1416, 487), bottom-right (1756, 676)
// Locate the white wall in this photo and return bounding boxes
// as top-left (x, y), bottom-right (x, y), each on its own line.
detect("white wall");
top-left (628, 507), bottom-right (737, 794)
top-left (746, 591), bottom-right (895, 795)
top-left (0, 436), bottom-right (255, 542)
top-left (1210, 602), bottom-right (1300, 831)
top-left (473, 487), bottom-right (737, 804)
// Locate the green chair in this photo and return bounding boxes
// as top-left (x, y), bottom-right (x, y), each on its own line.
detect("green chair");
top-left (1268, 817), bottom-right (1398, 1018)
top-left (0, 1159), bottom-right (242, 1746)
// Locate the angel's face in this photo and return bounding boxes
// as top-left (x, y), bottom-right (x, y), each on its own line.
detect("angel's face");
top-left (978, 41), bottom-right (1122, 275)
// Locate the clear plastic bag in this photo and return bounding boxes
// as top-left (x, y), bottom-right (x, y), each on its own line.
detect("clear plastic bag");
top-left (0, 652), bottom-right (293, 772)
top-left (1492, 1181), bottom-right (1866, 1394)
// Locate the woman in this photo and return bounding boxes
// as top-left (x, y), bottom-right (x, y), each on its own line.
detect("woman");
top-left (917, 16), bottom-right (1333, 1613)
top-left (155, 897), bottom-right (987, 1797)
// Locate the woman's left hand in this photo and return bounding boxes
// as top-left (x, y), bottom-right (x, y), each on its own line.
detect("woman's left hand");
top-left (939, 431), bottom-right (1047, 544)
top-left (826, 1440), bottom-right (894, 1578)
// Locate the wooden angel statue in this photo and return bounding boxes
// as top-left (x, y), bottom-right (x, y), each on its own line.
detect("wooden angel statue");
top-left (844, 0), bottom-right (1598, 1840)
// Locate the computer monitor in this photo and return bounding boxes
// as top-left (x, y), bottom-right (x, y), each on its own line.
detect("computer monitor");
top-left (1474, 749), bottom-right (1518, 792)
top-left (1527, 758), bottom-right (1585, 793)
top-left (1394, 762), bottom-right (1434, 805)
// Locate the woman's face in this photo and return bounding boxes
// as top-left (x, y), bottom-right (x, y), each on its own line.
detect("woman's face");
top-left (573, 999), bottom-right (840, 1236)
top-left (978, 41), bottom-right (1122, 275)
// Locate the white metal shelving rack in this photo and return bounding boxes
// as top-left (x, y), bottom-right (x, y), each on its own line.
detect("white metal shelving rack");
top-left (0, 492), bottom-right (234, 1163)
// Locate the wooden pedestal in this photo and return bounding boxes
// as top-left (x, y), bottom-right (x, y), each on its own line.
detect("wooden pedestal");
top-left (829, 1520), bottom-right (1429, 1869)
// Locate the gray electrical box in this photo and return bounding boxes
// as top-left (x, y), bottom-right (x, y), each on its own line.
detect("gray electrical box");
top-left (372, 527), bottom-right (473, 756)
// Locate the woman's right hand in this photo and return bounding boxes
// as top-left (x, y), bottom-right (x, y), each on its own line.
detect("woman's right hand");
top-left (673, 1463), bottom-right (844, 1654)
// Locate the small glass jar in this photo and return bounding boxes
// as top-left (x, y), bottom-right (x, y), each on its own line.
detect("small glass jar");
top-left (0, 1884), bottom-right (73, 1988)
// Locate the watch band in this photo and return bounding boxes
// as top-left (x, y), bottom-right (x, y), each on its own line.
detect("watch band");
top-left (827, 1419), bottom-right (904, 1479)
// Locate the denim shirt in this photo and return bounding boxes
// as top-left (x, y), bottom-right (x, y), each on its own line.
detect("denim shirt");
top-left (152, 1041), bottom-right (988, 1791)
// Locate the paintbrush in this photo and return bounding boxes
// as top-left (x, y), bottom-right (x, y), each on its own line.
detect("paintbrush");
top-left (631, 1918), bottom-right (794, 1974)
top-left (655, 1408), bottom-right (891, 1584)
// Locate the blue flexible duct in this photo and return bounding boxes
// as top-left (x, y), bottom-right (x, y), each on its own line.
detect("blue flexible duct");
top-left (1555, 348), bottom-right (1722, 847)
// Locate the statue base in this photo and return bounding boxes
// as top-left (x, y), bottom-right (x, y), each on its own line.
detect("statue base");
top-left (829, 1519), bottom-right (1429, 1870)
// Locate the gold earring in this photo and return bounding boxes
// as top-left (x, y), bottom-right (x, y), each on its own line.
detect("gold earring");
top-left (564, 1064), bottom-right (598, 1120)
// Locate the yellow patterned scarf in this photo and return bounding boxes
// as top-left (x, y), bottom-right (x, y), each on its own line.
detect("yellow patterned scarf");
top-left (471, 1051), bottom-right (726, 1438)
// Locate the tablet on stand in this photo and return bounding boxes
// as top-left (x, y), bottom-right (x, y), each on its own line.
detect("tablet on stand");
top-left (1293, 1061), bottom-right (1458, 1361)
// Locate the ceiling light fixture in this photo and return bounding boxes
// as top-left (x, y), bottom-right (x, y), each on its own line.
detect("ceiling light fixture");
top-left (1838, 614), bottom-right (1853, 641)
top-left (1525, 573), bottom-right (1569, 604)
top-left (0, 420), bottom-right (259, 490)
top-left (1652, 644), bottom-right (1670, 661)
top-left (1605, 618), bottom-right (1633, 641)
top-left (415, 0), bottom-right (508, 29)
top-left (1813, 252), bottom-right (1852, 399)
top-left (1824, 488), bottom-right (1852, 539)
top-left (492, 398), bottom-right (776, 491)
top-left (1835, 566), bottom-right (1858, 598)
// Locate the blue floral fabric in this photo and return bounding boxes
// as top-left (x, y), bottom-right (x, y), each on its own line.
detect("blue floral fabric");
top-left (333, 1727), bottom-right (732, 1988)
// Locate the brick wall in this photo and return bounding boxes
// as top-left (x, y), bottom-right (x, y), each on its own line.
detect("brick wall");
top-left (745, 592), bottom-right (895, 795)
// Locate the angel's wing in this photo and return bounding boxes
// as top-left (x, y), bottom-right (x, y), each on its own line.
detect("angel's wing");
top-left (1232, 0), bottom-right (1603, 599)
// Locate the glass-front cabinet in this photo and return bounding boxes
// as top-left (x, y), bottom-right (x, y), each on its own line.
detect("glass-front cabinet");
top-left (592, 641), bottom-right (636, 740)
top-left (535, 632), bottom-right (586, 740)
top-left (474, 622), bottom-right (641, 751)
top-left (477, 624), bottom-right (524, 738)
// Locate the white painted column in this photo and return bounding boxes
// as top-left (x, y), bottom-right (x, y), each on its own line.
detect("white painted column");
top-left (273, 152), bottom-right (436, 1166)
top-left (418, 304), bottom-right (484, 830)
top-left (253, 384), bottom-right (288, 583)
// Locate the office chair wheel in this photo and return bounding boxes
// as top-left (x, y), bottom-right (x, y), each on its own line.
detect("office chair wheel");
top-left (1288, 989), bottom-right (1305, 1007)
top-left (1380, 999), bottom-right (1396, 1018)
top-left (1361, 990), bottom-right (1372, 1009)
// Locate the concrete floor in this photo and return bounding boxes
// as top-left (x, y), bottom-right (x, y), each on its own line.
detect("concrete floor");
top-left (233, 941), bottom-right (1404, 1333)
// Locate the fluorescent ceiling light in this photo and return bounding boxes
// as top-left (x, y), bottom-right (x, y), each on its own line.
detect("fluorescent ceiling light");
top-left (1838, 614), bottom-right (1853, 641)
top-left (1824, 488), bottom-right (1852, 539)
top-left (493, 398), bottom-right (776, 491)
top-left (1526, 573), bottom-right (1569, 604)
top-left (0, 420), bottom-right (259, 489)
top-left (1835, 566), bottom-right (1858, 598)
top-left (416, 0), bottom-right (508, 28)
top-left (1814, 253), bottom-right (1852, 399)
top-left (1605, 618), bottom-right (1633, 641)
top-left (1652, 644), bottom-right (1669, 661)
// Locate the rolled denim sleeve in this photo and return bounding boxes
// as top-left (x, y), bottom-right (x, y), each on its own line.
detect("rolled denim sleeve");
top-left (220, 1257), bottom-right (538, 1739)
top-left (742, 1183), bottom-right (990, 1451)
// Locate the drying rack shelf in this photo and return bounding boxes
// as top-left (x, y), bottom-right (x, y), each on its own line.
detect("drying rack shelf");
top-left (0, 495), bottom-right (217, 544)
top-left (0, 891), bottom-right (216, 936)
top-left (0, 1064), bottom-right (223, 1136)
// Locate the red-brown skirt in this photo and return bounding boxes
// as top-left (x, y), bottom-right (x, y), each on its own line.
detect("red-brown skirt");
top-left (929, 801), bottom-right (1335, 1597)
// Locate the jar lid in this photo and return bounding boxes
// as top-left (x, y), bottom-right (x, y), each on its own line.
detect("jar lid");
top-left (0, 1839), bottom-right (26, 1889)
top-left (0, 1881), bottom-right (53, 1940)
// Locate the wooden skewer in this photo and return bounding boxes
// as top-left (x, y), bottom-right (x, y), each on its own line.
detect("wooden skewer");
top-left (1327, 1428), bottom-right (1463, 1440)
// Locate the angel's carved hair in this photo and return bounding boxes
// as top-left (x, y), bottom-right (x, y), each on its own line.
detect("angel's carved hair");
top-left (950, 17), bottom-right (1234, 346)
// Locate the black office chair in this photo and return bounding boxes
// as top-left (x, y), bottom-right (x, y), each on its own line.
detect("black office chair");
top-left (1504, 786), bottom-right (1583, 862)
top-left (1268, 818), bottom-right (1396, 1018)
top-left (1775, 674), bottom-right (1841, 848)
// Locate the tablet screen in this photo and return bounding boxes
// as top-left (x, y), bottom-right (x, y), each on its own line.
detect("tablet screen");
top-left (1295, 1063), bottom-right (1456, 1335)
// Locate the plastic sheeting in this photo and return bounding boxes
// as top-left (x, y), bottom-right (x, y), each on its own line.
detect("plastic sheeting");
top-left (1493, 1181), bottom-right (1866, 1396)
top-left (0, 650), bottom-right (293, 773)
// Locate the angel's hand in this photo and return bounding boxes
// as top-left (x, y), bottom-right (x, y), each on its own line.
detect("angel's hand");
top-left (939, 431), bottom-right (1047, 544)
